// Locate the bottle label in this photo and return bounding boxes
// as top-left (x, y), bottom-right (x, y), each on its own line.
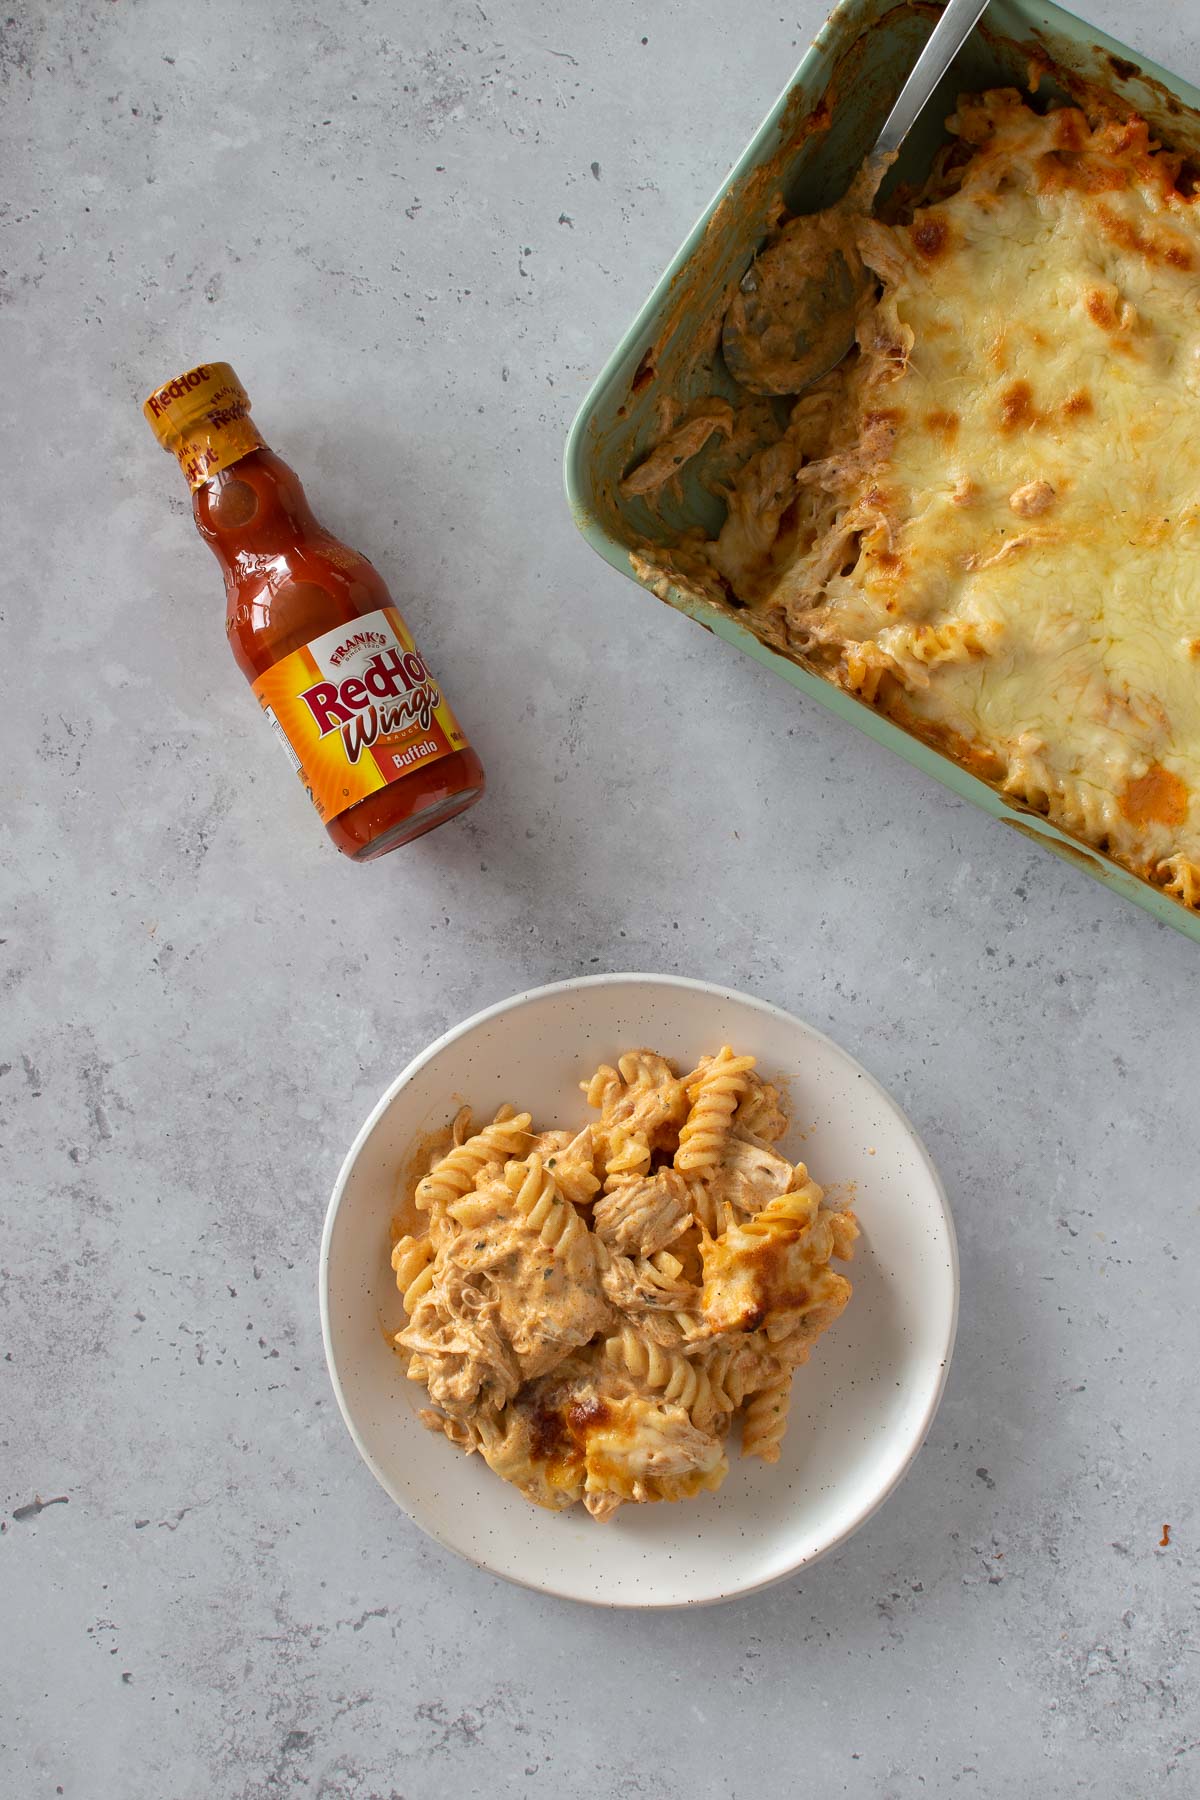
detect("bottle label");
top-left (251, 607), bottom-right (470, 822)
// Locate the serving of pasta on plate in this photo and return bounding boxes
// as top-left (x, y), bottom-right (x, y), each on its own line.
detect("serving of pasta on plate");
top-left (389, 1045), bottom-right (858, 1523)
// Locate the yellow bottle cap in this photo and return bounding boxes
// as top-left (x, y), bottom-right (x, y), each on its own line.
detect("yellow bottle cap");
top-left (142, 361), bottom-right (265, 490)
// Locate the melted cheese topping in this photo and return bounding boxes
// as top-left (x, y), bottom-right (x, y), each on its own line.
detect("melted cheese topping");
top-left (807, 93), bottom-right (1200, 888)
top-left (633, 92), bottom-right (1200, 906)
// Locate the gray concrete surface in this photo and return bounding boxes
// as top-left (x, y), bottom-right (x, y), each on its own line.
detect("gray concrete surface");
top-left (3, 1), bottom-right (1200, 1795)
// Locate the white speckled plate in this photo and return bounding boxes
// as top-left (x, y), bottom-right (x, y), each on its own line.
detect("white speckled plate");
top-left (320, 974), bottom-right (957, 1607)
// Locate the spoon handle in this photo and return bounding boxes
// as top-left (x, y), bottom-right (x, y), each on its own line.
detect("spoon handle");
top-left (872, 0), bottom-right (991, 166)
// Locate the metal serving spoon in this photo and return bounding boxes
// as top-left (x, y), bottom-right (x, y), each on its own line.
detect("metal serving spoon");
top-left (722, 0), bottom-right (991, 395)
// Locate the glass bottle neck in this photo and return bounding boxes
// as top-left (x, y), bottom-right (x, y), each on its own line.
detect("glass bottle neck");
top-left (193, 446), bottom-right (322, 577)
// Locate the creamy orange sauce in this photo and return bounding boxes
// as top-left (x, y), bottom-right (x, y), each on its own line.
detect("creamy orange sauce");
top-left (1120, 764), bottom-right (1189, 828)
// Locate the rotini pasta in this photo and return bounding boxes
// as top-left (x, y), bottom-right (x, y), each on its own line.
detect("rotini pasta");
top-left (601, 1124), bottom-right (652, 1190)
top-left (390, 1233), bottom-right (435, 1314)
top-left (1159, 853), bottom-right (1200, 908)
top-left (504, 1153), bottom-right (594, 1271)
top-left (684, 1176), bottom-right (737, 1240)
top-left (703, 1338), bottom-right (763, 1415)
top-left (414, 1112), bottom-right (533, 1215)
top-left (583, 1049), bottom-right (691, 1166)
top-left (675, 1048), bottom-right (756, 1174)
top-left (604, 1327), bottom-right (723, 1434)
top-left (391, 1043), bottom-right (857, 1519)
top-left (581, 1064), bottom-right (622, 1111)
top-left (740, 1372), bottom-right (793, 1463)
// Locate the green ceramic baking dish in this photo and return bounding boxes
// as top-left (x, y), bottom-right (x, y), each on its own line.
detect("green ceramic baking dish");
top-left (564, 0), bottom-right (1200, 944)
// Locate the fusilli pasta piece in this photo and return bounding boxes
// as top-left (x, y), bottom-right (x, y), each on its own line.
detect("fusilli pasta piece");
top-left (683, 1176), bottom-right (738, 1240)
top-left (414, 1112), bottom-right (533, 1214)
top-left (701, 1338), bottom-right (766, 1415)
top-left (601, 1123), bottom-right (652, 1191)
top-left (584, 1051), bottom-right (690, 1161)
top-left (450, 1104), bottom-right (474, 1146)
top-left (503, 1154), bottom-right (595, 1273)
top-left (582, 1467), bottom-right (725, 1523)
top-left (604, 1327), bottom-right (721, 1433)
top-left (740, 1371), bottom-right (793, 1463)
top-left (875, 616), bottom-right (1003, 688)
top-left (675, 1047), bottom-right (756, 1174)
top-left (390, 1233), bottom-right (435, 1314)
top-left (581, 1064), bottom-right (622, 1110)
top-left (617, 1050), bottom-right (678, 1090)
top-left (1159, 853), bottom-right (1200, 908)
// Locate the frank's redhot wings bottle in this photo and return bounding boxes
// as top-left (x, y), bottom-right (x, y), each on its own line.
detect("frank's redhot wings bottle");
top-left (143, 361), bottom-right (485, 859)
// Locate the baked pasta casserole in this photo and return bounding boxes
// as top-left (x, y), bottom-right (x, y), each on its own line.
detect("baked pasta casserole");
top-left (628, 91), bottom-right (1200, 911)
top-left (389, 1047), bottom-right (857, 1521)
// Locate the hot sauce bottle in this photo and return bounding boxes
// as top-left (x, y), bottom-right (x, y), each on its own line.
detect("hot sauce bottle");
top-left (143, 362), bottom-right (485, 860)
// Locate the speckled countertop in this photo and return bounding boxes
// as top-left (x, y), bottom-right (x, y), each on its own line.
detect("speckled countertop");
top-left (3, 2), bottom-right (1199, 1795)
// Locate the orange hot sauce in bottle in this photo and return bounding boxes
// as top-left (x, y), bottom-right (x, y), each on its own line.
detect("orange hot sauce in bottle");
top-left (143, 361), bottom-right (485, 860)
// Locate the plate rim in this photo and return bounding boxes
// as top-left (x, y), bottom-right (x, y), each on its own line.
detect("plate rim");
top-left (319, 971), bottom-right (960, 1608)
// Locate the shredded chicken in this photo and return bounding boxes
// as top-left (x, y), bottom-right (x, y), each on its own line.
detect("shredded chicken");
top-left (591, 1168), bottom-right (693, 1256)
